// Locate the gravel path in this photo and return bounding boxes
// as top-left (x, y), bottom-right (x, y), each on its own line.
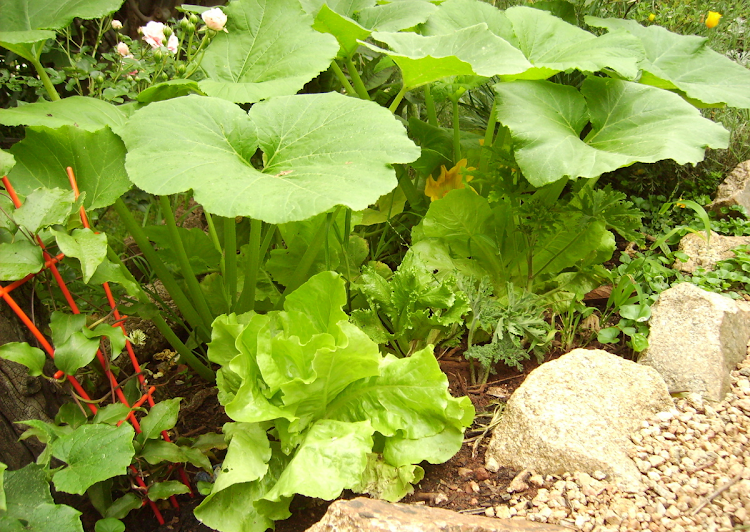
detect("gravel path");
top-left (489, 355), bottom-right (750, 531)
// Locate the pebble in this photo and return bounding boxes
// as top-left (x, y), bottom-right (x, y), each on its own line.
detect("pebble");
top-left (489, 354), bottom-right (750, 531)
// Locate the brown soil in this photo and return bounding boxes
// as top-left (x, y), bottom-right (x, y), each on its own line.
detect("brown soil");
top-left (77, 339), bottom-right (631, 532)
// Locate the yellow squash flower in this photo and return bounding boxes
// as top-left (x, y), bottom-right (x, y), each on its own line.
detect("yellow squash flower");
top-left (648, 13), bottom-right (656, 22)
top-left (424, 159), bottom-right (475, 202)
top-left (705, 11), bottom-right (722, 28)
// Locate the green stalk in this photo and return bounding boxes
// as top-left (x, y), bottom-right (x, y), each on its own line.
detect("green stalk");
top-left (275, 207), bottom-right (341, 310)
top-left (345, 56), bottom-right (370, 100)
top-left (158, 196), bottom-right (215, 330)
top-left (481, 99), bottom-right (498, 169)
top-left (113, 199), bottom-right (211, 342)
top-left (424, 84), bottom-right (438, 126)
top-left (451, 96), bottom-right (461, 163)
top-left (236, 218), bottom-right (263, 314)
top-left (396, 165), bottom-right (426, 212)
top-left (30, 58), bottom-right (60, 101)
top-left (153, 313), bottom-right (215, 382)
top-left (106, 248), bottom-right (214, 382)
top-left (388, 85), bottom-right (409, 113)
top-left (223, 216), bottom-right (238, 310)
top-left (204, 212), bottom-right (223, 256)
top-left (330, 61), bottom-right (358, 97)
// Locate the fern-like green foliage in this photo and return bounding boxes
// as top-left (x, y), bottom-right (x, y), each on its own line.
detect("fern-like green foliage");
top-left (462, 279), bottom-right (553, 382)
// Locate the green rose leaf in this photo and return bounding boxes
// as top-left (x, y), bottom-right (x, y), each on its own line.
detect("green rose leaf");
top-left (138, 398), bottom-right (181, 441)
top-left (198, 0), bottom-right (339, 103)
top-left (0, 149), bottom-right (15, 176)
top-left (51, 424), bottom-right (135, 495)
top-left (364, 25), bottom-right (532, 90)
top-left (13, 187), bottom-right (77, 234)
top-left (0, 342), bottom-right (46, 377)
top-left (262, 419), bottom-right (374, 502)
top-left (0, 97), bottom-right (127, 132)
top-left (356, 2), bottom-right (438, 32)
top-left (1, 464), bottom-right (83, 532)
top-left (494, 77), bottom-right (730, 186)
top-left (147, 481), bottom-right (190, 501)
top-left (0, 240), bottom-right (44, 281)
top-left (120, 93), bottom-right (419, 223)
top-left (52, 228), bottom-right (107, 283)
top-left (587, 17), bottom-right (750, 109)
top-left (9, 126), bottom-right (130, 209)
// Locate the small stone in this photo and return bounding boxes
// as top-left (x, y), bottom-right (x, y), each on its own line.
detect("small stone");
top-left (433, 492), bottom-right (448, 505)
top-left (474, 467), bottom-right (491, 481)
top-left (484, 506), bottom-right (495, 517)
top-left (495, 505), bottom-right (511, 519)
top-left (457, 467), bottom-right (473, 478)
top-left (529, 474), bottom-right (545, 487)
top-left (507, 469), bottom-right (532, 493)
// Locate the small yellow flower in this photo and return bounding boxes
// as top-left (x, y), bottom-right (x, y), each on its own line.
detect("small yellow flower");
top-left (424, 159), bottom-right (475, 202)
top-left (705, 11), bottom-right (722, 28)
top-left (648, 13), bottom-right (656, 22)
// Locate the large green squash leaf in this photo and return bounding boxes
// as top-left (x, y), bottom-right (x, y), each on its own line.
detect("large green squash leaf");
top-left (424, 2), bottom-right (643, 80)
top-left (0, 0), bottom-right (124, 62)
top-left (494, 77), bottom-right (730, 186)
top-left (0, 30), bottom-right (54, 62)
top-left (198, 0), bottom-right (339, 103)
top-left (120, 93), bottom-right (419, 223)
top-left (300, 0), bottom-right (375, 17)
top-left (51, 424), bottom-right (135, 495)
top-left (588, 17), bottom-right (750, 109)
top-left (8, 127), bottom-right (130, 209)
top-left (422, 0), bottom-right (516, 43)
top-left (364, 25), bottom-right (532, 90)
top-left (0, 0), bottom-right (124, 31)
top-left (356, 1), bottom-right (437, 31)
top-left (0, 97), bottom-right (126, 132)
top-left (312, 4), bottom-right (371, 59)
top-left (501, 6), bottom-right (643, 79)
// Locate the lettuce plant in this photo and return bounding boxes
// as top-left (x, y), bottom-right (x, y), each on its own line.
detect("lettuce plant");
top-left (196, 271), bottom-right (474, 531)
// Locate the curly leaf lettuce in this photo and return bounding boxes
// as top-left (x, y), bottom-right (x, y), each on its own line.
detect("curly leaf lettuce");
top-left (197, 272), bottom-right (474, 531)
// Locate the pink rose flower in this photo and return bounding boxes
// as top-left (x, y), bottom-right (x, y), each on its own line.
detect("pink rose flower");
top-left (167, 33), bottom-right (178, 54)
top-left (141, 21), bottom-right (167, 49)
top-left (116, 42), bottom-right (133, 58)
top-left (201, 8), bottom-right (228, 32)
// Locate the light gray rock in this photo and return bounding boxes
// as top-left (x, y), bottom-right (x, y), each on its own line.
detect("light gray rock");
top-left (485, 349), bottom-right (672, 492)
top-left (305, 498), bottom-right (566, 532)
top-left (639, 282), bottom-right (750, 402)
top-left (709, 160), bottom-right (750, 213)
top-left (674, 231), bottom-right (750, 274)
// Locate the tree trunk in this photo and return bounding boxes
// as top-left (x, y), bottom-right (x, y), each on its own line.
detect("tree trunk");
top-left (0, 284), bottom-right (65, 469)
